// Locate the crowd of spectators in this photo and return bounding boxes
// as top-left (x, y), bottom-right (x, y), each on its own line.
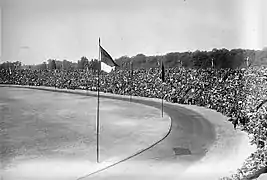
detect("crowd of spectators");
top-left (0, 66), bottom-right (266, 179)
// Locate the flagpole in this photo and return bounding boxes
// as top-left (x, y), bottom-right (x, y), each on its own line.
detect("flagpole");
top-left (54, 69), bottom-right (56, 89)
top-left (130, 61), bottom-right (132, 102)
top-left (161, 60), bottom-right (164, 118)
top-left (162, 86), bottom-right (163, 117)
top-left (96, 38), bottom-right (100, 163)
top-left (86, 67), bottom-right (89, 96)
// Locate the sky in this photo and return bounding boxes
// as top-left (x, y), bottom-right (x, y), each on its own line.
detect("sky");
top-left (1, 0), bottom-right (266, 65)
top-left (0, 6), bottom-right (2, 59)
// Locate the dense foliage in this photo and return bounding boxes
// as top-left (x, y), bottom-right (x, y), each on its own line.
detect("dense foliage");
top-left (1, 48), bottom-right (267, 71)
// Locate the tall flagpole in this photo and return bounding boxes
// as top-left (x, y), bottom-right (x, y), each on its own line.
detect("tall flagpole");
top-left (54, 69), bottom-right (56, 89)
top-left (161, 60), bottom-right (164, 118)
top-left (96, 38), bottom-right (100, 163)
top-left (86, 66), bottom-right (89, 96)
top-left (162, 86), bottom-right (163, 117)
top-left (130, 61), bottom-right (133, 102)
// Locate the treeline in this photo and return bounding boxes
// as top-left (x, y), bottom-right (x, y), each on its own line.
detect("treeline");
top-left (0, 57), bottom-right (100, 72)
top-left (1, 48), bottom-right (267, 71)
top-left (116, 48), bottom-right (267, 69)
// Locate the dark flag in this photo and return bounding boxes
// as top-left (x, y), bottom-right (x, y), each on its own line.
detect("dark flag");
top-left (130, 62), bottom-right (133, 77)
top-left (160, 60), bottom-right (165, 117)
top-left (161, 61), bottom-right (165, 82)
top-left (100, 45), bottom-right (119, 67)
top-left (129, 61), bottom-right (134, 102)
top-left (99, 45), bottom-right (119, 73)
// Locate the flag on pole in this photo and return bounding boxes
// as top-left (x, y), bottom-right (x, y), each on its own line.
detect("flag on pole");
top-left (130, 61), bottom-right (133, 77)
top-left (160, 60), bottom-right (165, 117)
top-left (129, 61), bottom-right (133, 102)
top-left (100, 45), bottom-right (119, 73)
top-left (161, 61), bottom-right (165, 82)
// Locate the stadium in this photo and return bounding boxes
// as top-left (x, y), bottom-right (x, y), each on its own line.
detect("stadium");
top-left (1, 0), bottom-right (267, 179)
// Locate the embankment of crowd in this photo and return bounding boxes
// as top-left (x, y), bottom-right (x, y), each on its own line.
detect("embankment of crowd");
top-left (0, 84), bottom-right (257, 180)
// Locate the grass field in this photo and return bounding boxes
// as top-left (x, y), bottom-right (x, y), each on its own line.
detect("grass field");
top-left (0, 87), bottom-right (170, 180)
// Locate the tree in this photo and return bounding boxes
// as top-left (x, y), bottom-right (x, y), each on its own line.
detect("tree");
top-left (165, 52), bottom-right (182, 68)
top-left (89, 59), bottom-right (100, 72)
top-left (210, 48), bottom-right (229, 69)
top-left (77, 56), bottom-right (89, 69)
top-left (50, 60), bottom-right (56, 70)
top-left (35, 62), bottom-right (47, 70)
top-left (115, 56), bottom-right (131, 69)
top-left (192, 50), bottom-right (211, 69)
top-left (131, 54), bottom-right (146, 69)
top-left (41, 62), bottom-right (47, 70)
top-left (229, 49), bottom-right (245, 68)
top-left (146, 56), bottom-right (160, 68)
top-left (55, 60), bottom-right (63, 70)
top-left (254, 49), bottom-right (267, 66)
top-left (180, 52), bottom-right (193, 68)
top-left (62, 59), bottom-right (71, 70)
top-left (13, 61), bottom-right (22, 69)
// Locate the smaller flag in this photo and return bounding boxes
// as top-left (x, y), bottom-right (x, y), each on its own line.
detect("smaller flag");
top-left (130, 62), bottom-right (133, 77)
top-left (246, 57), bottom-right (249, 67)
top-left (100, 45), bottom-right (119, 73)
top-left (161, 61), bottom-right (165, 82)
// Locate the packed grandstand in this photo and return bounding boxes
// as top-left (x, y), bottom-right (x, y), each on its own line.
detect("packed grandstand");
top-left (0, 66), bottom-right (266, 180)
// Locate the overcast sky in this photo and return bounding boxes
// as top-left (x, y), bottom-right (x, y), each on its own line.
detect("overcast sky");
top-left (1, 0), bottom-right (266, 64)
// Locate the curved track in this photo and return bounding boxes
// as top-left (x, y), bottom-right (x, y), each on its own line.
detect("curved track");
top-left (81, 96), bottom-right (216, 180)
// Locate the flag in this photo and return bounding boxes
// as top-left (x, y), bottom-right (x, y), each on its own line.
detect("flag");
top-left (130, 62), bottom-right (133, 77)
top-left (100, 45), bottom-right (119, 73)
top-left (161, 61), bottom-right (165, 82)
top-left (246, 57), bottom-right (249, 67)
